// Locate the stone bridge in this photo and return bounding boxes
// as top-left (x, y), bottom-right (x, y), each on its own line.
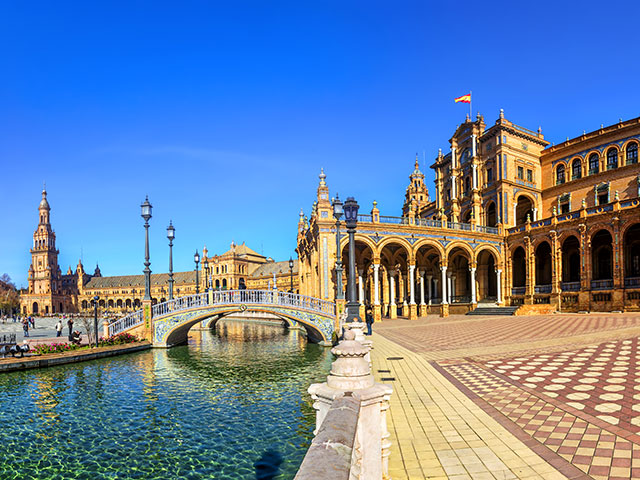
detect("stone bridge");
top-left (106, 290), bottom-right (337, 347)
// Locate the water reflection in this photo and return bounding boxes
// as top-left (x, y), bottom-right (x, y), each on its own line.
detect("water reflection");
top-left (0, 318), bottom-right (332, 479)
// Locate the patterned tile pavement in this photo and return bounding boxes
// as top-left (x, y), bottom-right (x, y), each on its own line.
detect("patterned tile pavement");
top-left (373, 313), bottom-right (640, 479)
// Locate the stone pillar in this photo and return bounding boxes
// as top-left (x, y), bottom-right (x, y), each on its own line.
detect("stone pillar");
top-left (427, 275), bottom-right (433, 305)
top-left (358, 269), bottom-right (365, 319)
top-left (398, 272), bottom-right (406, 317)
top-left (307, 330), bottom-right (393, 480)
top-left (142, 298), bottom-right (153, 343)
top-left (408, 264), bottom-right (417, 319)
top-left (440, 265), bottom-right (448, 317)
top-left (470, 267), bottom-right (477, 305)
top-left (373, 263), bottom-right (381, 322)
top-left (102, 319), bottom-right (110, 339)
top-left (496, 268), bottom-right (503, 305)
top-left (419, 270), bottom-right (425, 305)
top-left (389, 272), bottom-right (397, 319)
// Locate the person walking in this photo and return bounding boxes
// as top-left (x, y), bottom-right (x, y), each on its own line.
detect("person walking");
top-left (55, 319), bottom-right (63, 337)
top-left (365, 306), bottom-right (374, 336)
top-left (67, 317), bottom-right (74, 341)
top-left (22, 317), bottom-right (29, 338)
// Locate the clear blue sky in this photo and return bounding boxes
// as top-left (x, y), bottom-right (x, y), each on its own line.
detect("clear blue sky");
top-left (2, 1), bottom-right (639, 288)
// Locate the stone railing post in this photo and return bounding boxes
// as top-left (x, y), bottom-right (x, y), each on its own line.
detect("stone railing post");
top-left (307, 330), bottom-right (393, 480)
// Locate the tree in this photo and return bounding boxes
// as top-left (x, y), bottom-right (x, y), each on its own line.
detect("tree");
top-left (0, 274), bottom-right (20, 315)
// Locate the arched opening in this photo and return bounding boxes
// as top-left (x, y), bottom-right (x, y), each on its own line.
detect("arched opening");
top-left (239, 278), bottom-right (246, 290)
top-left (476, 250), bottom-right (497, 302)
top-left (589, 153), bottom-right (600, 175)
top-left (607, 148), bottom-right (618, 170)
top-left (134, 299), bottom-right (141, 308)
top-left (222, 279), bottom-right (227, 290)
top-left (463, 210), bottom-right (472, 223)
top-left (45, 306), bottom-right (49, 314)
top-left (377, 241), bottom-right (409, 317)
top-left (125, 299), bottom-right (132, 308)
top-left (515, 196), bottom-right (534, 225)
top-left (415, 243), bottom-right (443, 305)
top-left (81, 300), bottom-right (88, 309)
top-left (447, 247), bottom-right (471, 303)
top-left (108, 299), bottom-right (114, 308)
top-left (486, 202), bottom-right (497, 227)
top-left (215, 279), bottom-right (220, 289)
top-left (32, 302), bottom-right (39, 314)
top-left (627, 142), bottom-right (638, 165)
top-left (572, 159), bottom-right (582, 180)
top-left (624, 224), bottom-right (640, 287)
top-left (556, 164), bottom-right (565, 185)
top-left (535, 242), bottom-right (552, 292)
top-left (116, 299), bottom-right (123, 308)
top-left (511, 247), bottom-right (526, 294)
top-left (561, 236), bottom-right (581, 290)
top-left (99, 299), bottom-right (105, 308)
top-left (591, 230), bottom-right (613, 289)
top-left (59, 302), bottom-right (63, 313)
top-left (160, 298), bottom-right (166, 303)
top-left (152, 298), bottom-right (158, 305)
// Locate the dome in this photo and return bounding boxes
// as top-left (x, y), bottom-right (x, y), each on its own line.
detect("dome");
top-left (39, 189), bottom-right (50, 210)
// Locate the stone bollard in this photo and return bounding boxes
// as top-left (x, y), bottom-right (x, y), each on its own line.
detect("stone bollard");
top-left (308, 330), bottom-right (393, 480)
top-left (102, 320), bottom-right (110, 339)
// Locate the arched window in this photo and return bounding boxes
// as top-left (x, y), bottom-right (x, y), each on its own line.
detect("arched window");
top-left (589, 153), bottom-right (599, 174)
top-left (607, 148), bottom-right (618, 170)
top-left (556, 164), bottom-right (565, 185)
top-left (464, 177), bottom-right (471, 195)
top-left (627, 142), bottom-right (638, 165)
top-left (572, 159), bottom-right (582, 180)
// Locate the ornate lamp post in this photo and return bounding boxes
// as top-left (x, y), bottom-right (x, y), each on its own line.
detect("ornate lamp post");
top-left (343, 197), bottom-right (360, 322)
top-left (289, 257), bottom-right (294, 293)
top-left (167, 221), bottom-right (175, 300)
top-left (332, 194), bottom-right (344, 300)
top-left (92, 295), bottom-right (99, 347)
top-left (141, 196), bottom-right (152, 301)
top-left (194, 250), bottom-right (200, 294)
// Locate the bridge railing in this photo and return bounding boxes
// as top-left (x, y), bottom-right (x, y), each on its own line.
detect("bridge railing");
top-left (108, 290), bottom-right (336, 336)
top-left (152, 293), bottom-right (209, 317)
top-left (108, 310), bottom-right (144, 337)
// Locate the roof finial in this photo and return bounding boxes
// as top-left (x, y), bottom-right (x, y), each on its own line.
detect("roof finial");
top-left (415, 152), bottom-right (419, 170)
top-left (319, 168), bottom-right (326, 186)
top-left (499, 108), bottom-right (504, 119)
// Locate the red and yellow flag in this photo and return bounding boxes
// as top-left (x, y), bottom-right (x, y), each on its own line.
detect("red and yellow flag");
top-left (454, 93), bottom-right (471, 104)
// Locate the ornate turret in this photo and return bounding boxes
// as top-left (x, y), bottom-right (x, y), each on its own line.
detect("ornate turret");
top-left (402, 154), bottom-right (430, 216)
top-left (94, 263), bottom-right (102, 277)
top-left (39, 187), bottom-right (51, 225)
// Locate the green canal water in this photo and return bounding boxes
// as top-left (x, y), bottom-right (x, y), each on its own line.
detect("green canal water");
top-left (0, 320), bottom-right (333, 479)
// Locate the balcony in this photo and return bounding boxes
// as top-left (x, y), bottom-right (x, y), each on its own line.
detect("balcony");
top-left (511, 287), bottom-right (525, 296)
top-left (534, 284), bottom-right (552, 294)
top-left (591, 279), bottom-right (613, 290)
top-left (561, 281), bottom-right (581, 292)
top-left (625, 277), bottom-right (640, 288)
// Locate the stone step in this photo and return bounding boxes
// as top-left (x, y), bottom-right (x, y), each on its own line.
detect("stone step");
top-left (466, 306), bottom-right (519, 316)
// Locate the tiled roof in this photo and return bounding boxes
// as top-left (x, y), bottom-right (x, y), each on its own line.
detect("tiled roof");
top-left (250, 261), bottom-right (298, 278)
top-left (84, 271), bottom-right (196, 289)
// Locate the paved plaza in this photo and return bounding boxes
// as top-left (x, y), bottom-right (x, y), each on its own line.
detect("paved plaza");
top-left (370, 313), bottom-right (640, 479)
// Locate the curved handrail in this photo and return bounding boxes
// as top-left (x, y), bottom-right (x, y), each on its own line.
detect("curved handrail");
top-left (108, 290), bottom-right (336, 336)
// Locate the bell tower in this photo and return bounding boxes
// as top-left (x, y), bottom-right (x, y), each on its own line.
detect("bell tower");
top-left (29, 188), bottom-right (60, 297)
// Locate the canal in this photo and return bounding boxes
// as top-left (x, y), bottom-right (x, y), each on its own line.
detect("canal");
top-left (0, 319), bottom-right (333, 479)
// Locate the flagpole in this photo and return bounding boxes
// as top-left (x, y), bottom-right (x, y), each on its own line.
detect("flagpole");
top-left (470, 90), bottom-right (472, 119)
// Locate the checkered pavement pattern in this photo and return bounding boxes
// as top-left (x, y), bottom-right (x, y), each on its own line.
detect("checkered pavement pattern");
top-left (377, 314), bottom-right (640, 354)
top-left (442, 337), bottom-right (640, 479)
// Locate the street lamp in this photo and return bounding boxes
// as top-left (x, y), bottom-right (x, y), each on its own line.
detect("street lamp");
top-left (141, 196), bottom-right (152, 301)
top-left (92, 295), bottom-right (99, 347)
top-left (194, 250), bottom-right (200, 294)
top-left (332, 194), bottom-right (344, 300)
top-left (289, 257), bottom-right (294, 293)
top-left (343, 197), bottom-right (360, 322)
top-left (167, 221), bottom-right (175, 300)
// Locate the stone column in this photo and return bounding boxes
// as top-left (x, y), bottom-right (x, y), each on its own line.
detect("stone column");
top-left (419, 270), bottom-right (425, 305)
top-left (358, 269), bottom-right (365, 319)
top-left (372, 263), bottom-right (381, 323)
top-left (427, 275), bottom-right (433, 305)
top-left (389, 272), bottom-right (397, 319)
top-left (440, 266), bottom-right (448, 304)
top-left (496, 268), bottom-right (503, 304)
top-left (470, 267), bottom-right (477, 305)
top-left (408, 264), bottom-right (417, 320)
